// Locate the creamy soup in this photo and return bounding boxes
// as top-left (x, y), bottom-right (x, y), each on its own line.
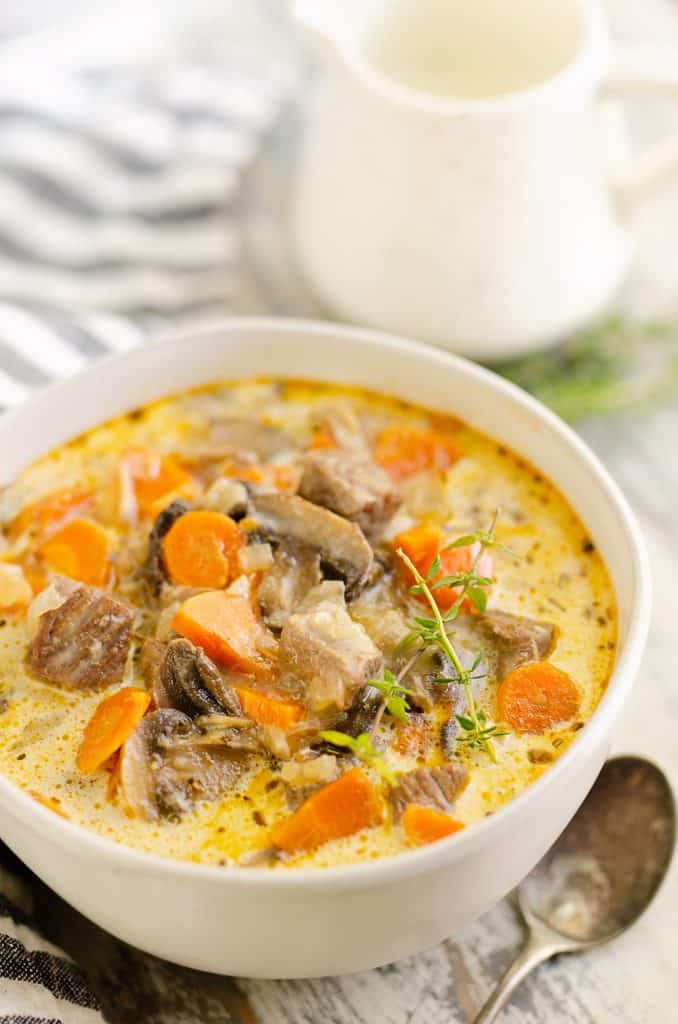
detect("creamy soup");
top-left (0, 380), bottom-right (616, 868)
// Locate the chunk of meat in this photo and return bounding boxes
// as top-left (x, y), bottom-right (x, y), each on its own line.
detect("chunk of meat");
top-left (119, 709), bottom-right (249, 822)
top-left (390, 763), bottom-right (469, 821)
top-left (257, 541), bottom-right (322, 630)
top-left (27, 585), bottom-right (134, 691)
top-left (158, 637), bottom-right (243, 717)
top-left (279, 581), bottom-right (382, 712)
top-left (142, 499), bottom-right (190, 596)
top-left (250, 493), bottom-right (373, 598)
top-left (299, 449), bottom-right (400, 533)
top-left (210, 416), bottom-right (298, 460)
top-left (478, 609), bottom-right (556, 680)
top-left (140, 636), bottom-right (165, 693)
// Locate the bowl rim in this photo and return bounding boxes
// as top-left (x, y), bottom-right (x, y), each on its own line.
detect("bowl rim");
top-left (0, 316), bottom-right (652, 891)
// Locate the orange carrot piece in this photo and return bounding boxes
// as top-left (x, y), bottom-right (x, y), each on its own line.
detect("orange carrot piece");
top-left (272, 767), bottom-right (383, 854)
top-left (375, 425), bottom-right (461, 482)
top-left (162, 510), bottom-right (244, 588)
top-left (309, 427), bottom-right (337, 451)
top-left (225, 463), bottom-right (298, 494)
top-left (76, 687), bottom-right (151, 773)
top-left (234, 687), bottom-right (303, 729)
top-left (120, 447), bottom-right (192, 518)
top-left (402, 804), bottom-right (465, 845)
top-left (172, 588), bottom-right (273, 678)
top-left (28, 791), bottom-right (69, 819)
top-left (497, 662), bottom-right (580, 734)
top-left (10, 485), bottom-right (93, 540)
top-left (39, 517), bottom-right (112, 587)
top-left (393, 523), bottom-right (493, 612)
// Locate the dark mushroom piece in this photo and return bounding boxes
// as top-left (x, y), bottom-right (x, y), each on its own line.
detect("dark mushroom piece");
top-left (157, 638), bottom-right (243, 718)
top-left (250, 492), bottom-right (373, 598)
top-left (119, 709), bottom-right (251, 822)
top-left (142, 499), bottom-right (190, 596)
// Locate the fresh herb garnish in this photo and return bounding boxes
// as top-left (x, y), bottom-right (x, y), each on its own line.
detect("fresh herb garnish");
top-left (319, 730), bottom-right (397, 785)
top-left (395, 511), bottom-right (515, 762)
top-left (369, 668), bottom-right (413, 724)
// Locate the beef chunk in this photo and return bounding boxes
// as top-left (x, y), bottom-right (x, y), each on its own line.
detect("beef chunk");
top-left (27, 586), bottom-right (134, 690)
top-left (478, 609), bottom-right (556, 680)
top-left (390, 763), bottom-right (469, 821)
top-left (257, 541), bottom-right (322, 630)
top-left (279, 581), bottom-right (382, 712)
top-left (250, 492), bottom-right (373, 597)
top-left (142, 499), bottom-right (190, 596)
top-left (299, 449), bottom-right (400, 532)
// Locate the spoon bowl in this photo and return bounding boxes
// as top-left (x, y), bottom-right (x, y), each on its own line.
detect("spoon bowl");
top-left (475, 756), bottom-right (676, 1022)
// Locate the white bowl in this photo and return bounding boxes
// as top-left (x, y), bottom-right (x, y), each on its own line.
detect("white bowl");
top-left (0, 319), bottom-right (650, 978)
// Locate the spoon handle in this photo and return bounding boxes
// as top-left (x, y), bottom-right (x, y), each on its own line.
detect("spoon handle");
top-left (472, 930), bottom-right (562, 1024)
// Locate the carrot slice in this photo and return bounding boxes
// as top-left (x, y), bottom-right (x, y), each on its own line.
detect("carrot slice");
top-left (393, 523), bottom-right (493, 612)
top-left (234, 687), bottom-right (303, 730)
top-left (172, 587), bottom-right (273, 678)
top-left (76, 687), bottom-right (151, 773)
top-left (120, 448), bottom-right (192, 518)
top-left (402, 804), bottom-right (465, 845)
top-left (28, 791), bottom-right (69, 819)
top-left (272, 767), bottom-right (383, 854)
top-left (497, 662), bottom-right (580, 734)
top-left (225, 463), bottom-right (299, 494)
top-left (309, 427), bottom-right (337, 451)
top-left (375, 425), bottom-right (461, 482)
top-left (162, 510), bottom-right (244, 588)
top-left (39, 517), bottom-right (112, 587)
top-left (10, 485), bottom-right (93, 540)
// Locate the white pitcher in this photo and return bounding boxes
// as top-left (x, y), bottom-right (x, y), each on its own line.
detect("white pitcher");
top-left (292, 0), bottom-right (678, 360)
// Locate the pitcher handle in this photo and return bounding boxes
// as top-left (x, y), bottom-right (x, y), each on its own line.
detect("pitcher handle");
top-left (606, 43), bottom-right (678, 203)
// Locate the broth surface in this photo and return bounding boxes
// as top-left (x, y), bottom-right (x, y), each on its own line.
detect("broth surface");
top-left (0, 380), bottom-right (616, 868)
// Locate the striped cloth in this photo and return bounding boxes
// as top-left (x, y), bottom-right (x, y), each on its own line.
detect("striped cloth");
top-left (0, 57), bottom-right (296, 1022)
top-left (0, 60), bottom-right (296, 411)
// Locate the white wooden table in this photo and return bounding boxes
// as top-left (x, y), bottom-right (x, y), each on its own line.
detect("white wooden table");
top-left (9, 0), bottom-right (678, 1021)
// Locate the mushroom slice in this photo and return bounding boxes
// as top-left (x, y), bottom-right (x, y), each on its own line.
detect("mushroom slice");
top-left (119, 709), bottom-right (193, 821)
top-left (119, 708), bottom-right (250, 822)
top-left (142, 499), bottom-right (190, 596)
top-left (250, 492), bottom-right (373, 598)
top-left (159, 638), bottom-right (243, 717)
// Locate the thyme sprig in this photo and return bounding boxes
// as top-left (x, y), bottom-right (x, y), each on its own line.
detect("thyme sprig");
top-left (395, 511), bottom-right (514, 761)
top-left (319, 730), bottom-right (397, 785)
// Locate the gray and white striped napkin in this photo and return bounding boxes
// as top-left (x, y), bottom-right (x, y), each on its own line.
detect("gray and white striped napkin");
top-left (0, 61), bottom-right (295, 410)
top-left (0, 56), bottom-right (296, 1023)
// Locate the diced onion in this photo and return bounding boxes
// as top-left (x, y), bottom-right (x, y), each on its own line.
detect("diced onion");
top-left (238, 543), bottom-right (273, 574)
top-left (0, 563), bottom-right (32, 611)
top-left (25, 576), bottom-right (77, 636)
top-left (280, 754), bottom-right (337, 787)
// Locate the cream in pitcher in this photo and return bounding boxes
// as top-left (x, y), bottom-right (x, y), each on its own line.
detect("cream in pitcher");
top-left (292, 0), bottom-right (678, 359)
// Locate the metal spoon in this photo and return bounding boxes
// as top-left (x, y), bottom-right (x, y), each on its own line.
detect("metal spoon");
top-left (474, 755), bottom-right (675, 1023)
